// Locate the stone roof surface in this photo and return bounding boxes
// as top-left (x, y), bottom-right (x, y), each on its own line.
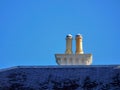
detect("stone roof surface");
top-left (0, 65), bottom-right (120, 90)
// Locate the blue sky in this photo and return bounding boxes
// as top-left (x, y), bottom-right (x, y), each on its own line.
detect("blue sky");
top-left (0, 0), bottom-right (120, 68)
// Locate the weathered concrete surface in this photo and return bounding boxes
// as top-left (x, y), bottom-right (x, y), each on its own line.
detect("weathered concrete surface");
top-left (0, 65), bottom-right (120, 90)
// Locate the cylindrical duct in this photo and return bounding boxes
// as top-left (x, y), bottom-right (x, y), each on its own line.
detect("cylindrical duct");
top-left (65, 34), bottom-right (73, 54)
top-left (75, 34), bottom-right (84, 54)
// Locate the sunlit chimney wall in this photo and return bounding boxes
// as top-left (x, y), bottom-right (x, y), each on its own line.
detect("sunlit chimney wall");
top-left (65, 34), bottom-right (73, 54)
top-left (75, 34), bottom-right (84, 54)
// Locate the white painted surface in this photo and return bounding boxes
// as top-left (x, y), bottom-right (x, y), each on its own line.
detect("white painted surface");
top-left (55, 54), bottom-right (92, 65)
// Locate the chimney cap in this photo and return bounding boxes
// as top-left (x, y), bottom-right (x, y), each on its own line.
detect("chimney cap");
top-left (76, 33), bottom-right (82, 36)
top-left (76, 34), bottom-right (82, 38)
top-left (66, 34), bottom-right (72, 37)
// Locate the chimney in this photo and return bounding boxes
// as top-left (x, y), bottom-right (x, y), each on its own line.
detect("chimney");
top-left (75, 34), bottom-right (84, 54)
top-left (65, 34), bottom-right (73, 54)
top-left (55, 34), bottom-right (92, 65)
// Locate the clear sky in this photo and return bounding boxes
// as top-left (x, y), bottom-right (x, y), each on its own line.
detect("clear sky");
top-left (0, 0), bottom-right (120, 68)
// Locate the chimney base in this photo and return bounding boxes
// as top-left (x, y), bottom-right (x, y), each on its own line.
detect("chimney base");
top-left (55, 54), bottom-right (92, 65)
